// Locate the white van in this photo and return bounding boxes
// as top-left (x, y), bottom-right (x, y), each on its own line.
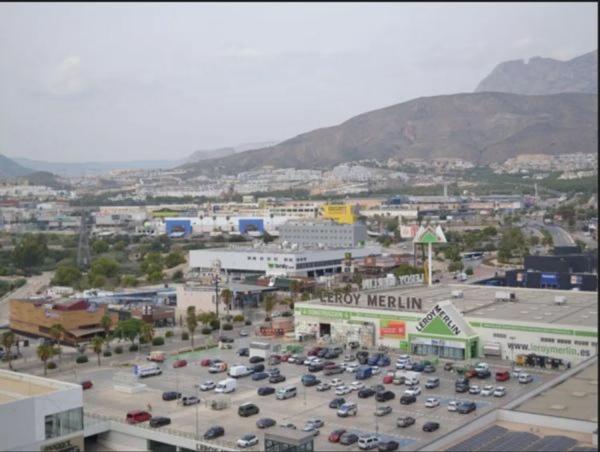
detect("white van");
top-left (337, 402), bottom-right (358, 417)
top-left (214, 378), bottom-right (236, 393)
top-left (134, 364), bottom-right (162, 378)
top-left (228, 365), bottom-right (252, 378)
top-left (475, 362), bottom-right (489, 372)
top-left (358, 434), bottom-right (379, 450)
top-left (276, 386), bottom-right (297, 400)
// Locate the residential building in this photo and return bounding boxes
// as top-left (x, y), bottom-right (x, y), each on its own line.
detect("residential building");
top-left (279, 219), bottom-right (367, 247)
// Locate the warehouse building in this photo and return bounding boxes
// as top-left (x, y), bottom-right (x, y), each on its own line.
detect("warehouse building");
top-left (294, 284), bottom-right (597, 365)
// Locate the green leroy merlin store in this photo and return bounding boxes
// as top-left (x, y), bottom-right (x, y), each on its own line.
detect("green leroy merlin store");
top-left (294, 283), bottom-right (598, 364)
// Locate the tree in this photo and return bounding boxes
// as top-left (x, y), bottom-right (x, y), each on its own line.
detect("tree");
top-left (12, 234), bottom-right (48, 271)
top-left (90, 336), bottom-right (104, 366)
top-left (264, 294), bottom-right (277, 324)
top-left (90, 257), bottom-right (119, 278)
top-left (147, 270), bottom-right (164, 284)
top-left (140, 322), bottom-right (154, 348)
top-left (51, 265), bottom-right (82, 287)
top-left (91, 240), bottom-right (109, 254)
top-left (528, 235), bottom-right (540, 247)
top-left (448, 261), bottom-right (464, 272)
top-left (221, 289), bottom-right (233, 317)
top-left (197, 311), bottom-right (216, 326)
top-left (443, 246), bottom-right (462, 262)
top-left (121, 275), bottom-right (138, 287)
top-left (1, 331), bottom-right (16, 370)
top-left (165, 251), bottom-right (185, 268)
top-left (172, 270), bottom-right (184, 283)
top-left (289, 280), bottom-right (302, 300)
top-left (394, 264), bottom-right (424, 277)
top-left (114, 318), bottom-right (144, 345)
top-left (100, 314), bottom-right (113, 348)
top-left (48, 324), bottom-right (66, 363)
top-left (186, 307), bottom-right (198, 348)
top-left (498, 227), bottom-right (529, 263)
top-left (37, 343), bottom-right (54, 376)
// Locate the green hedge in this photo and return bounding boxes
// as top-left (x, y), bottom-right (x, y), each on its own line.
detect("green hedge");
top-left (245, 320), bottom-right (252, 326)
top-left (233, 314), bottom-right (244, 322)
top-left (129, 344), bottom-right (139, 352)
top-left (182, 332), bottom-right (189, 340)
top-left (103, 350), bottom-right (112, 357)
top-left (114, 345), bottom-right (123, 354)
top-left (152, 337), bottom-right (165, 346)
top-left (165, 330), bottom-right (174, 338)
top-left (47, 361), bottom-right (57, 369)
top-left (201, 327), bottom-right (212, 335)
top-left (222, 323), bottom-right (233, 331)
top-left (209, 319), bottom-right (220, 330)
top-left (281, 311), bottom-right (293, 317)
top-left (76, 355), bottom-right (88, 364)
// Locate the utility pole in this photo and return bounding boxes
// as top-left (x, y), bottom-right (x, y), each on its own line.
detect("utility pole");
top-left (76, 208), bottom-right (91, 270)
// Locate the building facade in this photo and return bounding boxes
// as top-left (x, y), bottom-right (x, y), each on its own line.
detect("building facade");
top-left (279, 220), bottom-right (367, 247)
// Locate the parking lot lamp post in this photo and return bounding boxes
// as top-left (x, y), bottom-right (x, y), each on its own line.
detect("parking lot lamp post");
top-left (195, 387), bottom-right (200, 440)
top-left (212, 260), bottom-right (222, 340)
top-left (375, 399), bottom-right (379, 436)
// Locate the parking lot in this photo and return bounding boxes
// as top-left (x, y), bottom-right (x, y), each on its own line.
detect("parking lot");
top-left (71, 337), bottom-right (558, 451)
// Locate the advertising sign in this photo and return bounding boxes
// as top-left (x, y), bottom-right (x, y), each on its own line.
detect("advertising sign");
top-left (379, 320), bottom-right (405, 339)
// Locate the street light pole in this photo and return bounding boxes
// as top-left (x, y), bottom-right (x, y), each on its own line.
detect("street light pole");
top-left (195, 387), bottom-right (199, 440)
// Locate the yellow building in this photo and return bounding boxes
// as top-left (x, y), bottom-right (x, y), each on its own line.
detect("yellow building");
top-left (321, 204), bottom-right (356, 224)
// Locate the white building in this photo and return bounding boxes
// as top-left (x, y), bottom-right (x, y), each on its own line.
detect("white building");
top-left (189, 244), bottom-right (382, 277)
top-left (0, 370), bottom-right (84, 451)
top-left (279, 219), bottom-right (368, 248)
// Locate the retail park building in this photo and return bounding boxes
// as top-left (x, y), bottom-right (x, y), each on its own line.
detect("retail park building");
top-left (294, 284), bottom-right (598, 364)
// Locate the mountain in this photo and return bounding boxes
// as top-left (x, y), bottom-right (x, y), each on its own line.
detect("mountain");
top-left (186, 141), bottom-right (280, 163)
top-left (18, 171), bottom-right (70, 190)
top-left (0, 154), bottom-right (34, 178)
top-left (476, 50), bottom-right (598, 95)
top-left (181, 92), bottom-right (597, 174)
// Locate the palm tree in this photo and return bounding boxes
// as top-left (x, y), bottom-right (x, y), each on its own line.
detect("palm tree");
top-left (1, 331), bottom-right (16, 370)
top-left (186, 306), bottom-right (198, 348)
top-left (49, 324), bottom-right (65, 363)
top-left (289, 280), bottom-right (302, 300)
top-left (221, 289), bottom-right (233, 320)
top-left (264, 294), bottom-right (277, 325)
top-left (197, 311), bottom-right (216, 327)
top-left (37, 343), bottom-right (54, 376)
top-left (90, 336), bottom-right (104, 366)
top-left (101, 314), bottom-right (112, 339)
top-left (140, 322), bottom-right (154, 349)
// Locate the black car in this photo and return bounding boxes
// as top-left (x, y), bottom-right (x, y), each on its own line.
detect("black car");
top-left (257, 387), bottom-right (275, 396)
top-left (340, 432), bottom-right (359, 445)
top-left (324, 351), bottom-right (338, 359)
top-left (358, 388), bottom-right (376, 398)
top-left (376, 390), bottom-right (395, 402)
top-left (252, 364), bottom-right (265, 373)
top-left (412, 363), bottom-right (425, 372)
top-left (162, 391), bottom-right (181, 401)
top-left (149, 416), bottom-right (171, 428)
top-left (317, 348), bottom-right (329, 358)
top-left (269, 375), bottom-right (286, 384)
top-left (256, 418), bottom-right (276, 429)
top-left (238, 403), bottom-right (260, 417)
top-left (219, 336), bottom-right (234, 343)
top-left (356, 351), bottom-right (369, 364)
top-left (249, 356), bottom-right (265, 364)
top-left (457, 401), bottom-right (477, 414)
top-left (237, 347), bottom-right (249, 357)
top-left (476, 369), bottom-right (491, 379)
top-left (308, 363), bottom-right (324, 372)
top-left (324, 366), bottom-right (344, 376)
top-left (400, 394), bottom-right (417, 405)
top-left (455, 377), bottom-right (470, 393)
top-left (378, 440), bottom-right (399, 451)
top-left (204, 426), bottom-right (225, 439)
top-left (329, 397), bottom-right (346, 409)
top-left (301, 374), bottom-right (320, 387)
top-left (423, 421), bottom-right (440, 432)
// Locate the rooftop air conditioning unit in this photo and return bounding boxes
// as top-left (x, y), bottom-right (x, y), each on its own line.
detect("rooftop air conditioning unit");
top-left (555, 296), bottom-right (567, 305)
top-left (451, 290), bottom-right (463, 299)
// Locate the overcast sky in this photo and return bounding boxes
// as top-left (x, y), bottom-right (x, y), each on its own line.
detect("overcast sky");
top-left (0, 2), bottom-right (597, 162)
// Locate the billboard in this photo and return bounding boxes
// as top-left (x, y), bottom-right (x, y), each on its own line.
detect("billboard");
top-left (379, 319), bottom-right (406, 339)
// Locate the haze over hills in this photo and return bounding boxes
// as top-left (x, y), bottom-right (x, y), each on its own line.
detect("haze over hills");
top-left (185, 141), bottom-right (280, 163)
top-left (182, 91), bottom-right (597, 175)
top-left (0, 154), bottom-right (34, 178)
top-left (476, 50), bottom-right (598, 95)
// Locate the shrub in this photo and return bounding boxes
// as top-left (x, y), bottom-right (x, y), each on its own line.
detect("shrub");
top-left (245, 320), bottom-right (252, 326)
top-left (152, 337), bottom-right (165, 346)
top-left (114, 345), bottom-right (123, 354)
top-left (165, 330), bottom-right (174, 338)
top-left (181, 332), bottom-right (189, 340)
top-left (47, 361), bottom-right (57, 369)
top-left (222, 323), bottom-right (233, 331)
top-left (281, 311), bottom-right (293, 317)
top-left (465, 267), bottom-right (474, 276)
top-left (233, 314), bottom-right (244, 322)
top-left (201, 327), bottom-right (212, 335)
top-left (76, 355), bottom-right (88, 364)
top-left (129, 344), bottom-right (139, 352)
top-left (139, 337), bottom-right (148, 345)
top-left (209, 319), bottom-right (220, 330)
top-left (103, 350), bottom-right (112, 357)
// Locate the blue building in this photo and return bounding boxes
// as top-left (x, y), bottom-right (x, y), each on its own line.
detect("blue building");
top-left (165, 219), bottom-right (192, 237)
top-left (238, 218), bottom-right (264, 234)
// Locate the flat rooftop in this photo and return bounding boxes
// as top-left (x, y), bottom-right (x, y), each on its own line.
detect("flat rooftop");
top-left (302, 283), bottom-right (598, 328)
top-left (191, 244), bottom-right (380, 255)
top-left (514, 360), bottom-right (598, 422)
top-left (0, 369), bottom-right (79, 405)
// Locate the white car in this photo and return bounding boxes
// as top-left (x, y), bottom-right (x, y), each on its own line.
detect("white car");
top-left (239, 330), bottom-right (249, 337)
top-left (198, 380), bottom-right (215, 391)
top-left (397, 354), bottom-right (410, 361)
top-left (481, 385), bottom-right (494, 396)
top-left (519, 373), bottom-right (533, 384)
top-left (493, 387), bottom-right (506, 397)
top-left (335, 385), bottom-right (351, 396)
top-left (305, 418), bottom-right (324, 429)
top-left (469, 385), bottom-right (481, 395)
top-left (329, 378), bottom-right (344, 387)
top-left (370, 366), bottom-right (381, 375)
top-left (304, 357), bottom-right (317, 365)
top-left (404, 386), bottom-right (421, 396)
top-left (345, 363), bottom-right (359, 373)
top-left (237, 434), bottom-right (259, 448)
top-left (425, 397), bottom-right (440, 408)
top-left (511, 367), bottom-right (523, 379)
top-left (350, 381), bottom-right (365, 391)
top-left (447, 400), bottom-right (459, 412)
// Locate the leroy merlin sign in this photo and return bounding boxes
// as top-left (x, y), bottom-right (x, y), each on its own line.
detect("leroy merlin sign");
top-left (416, 304), bottom-right (462, 336)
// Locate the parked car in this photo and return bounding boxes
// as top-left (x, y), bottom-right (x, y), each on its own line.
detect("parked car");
top-left (371, 383), bottom-right (385, 393)
top-left (404, 386), bottom-right (421, 396)
top-left (316, 382), bottom-right (331, 392)
top-left (280, 353), bottom-right (291, 362)
top-left (493, 386), bottom-right (507, 397)
top-left (252, 372), bottom-right (269, 381)
top-left (180, 396), bottom-right (200, 406)
top-left (511, 367), bottom-right (523, 378)
top-left (328, 429), bottom-right (347, 443)
top-left (455, 377), bottom-right (470, 393)
top-left (495, 371), bottom-right (510, 382)
top-left (81, 380), bottom-right (93, 390)
top-left (307, 347), bottom-right (322, 356)
top-left (374, 405), bottom-right (392, 416)
top-left (251, 364), bottom-right (265, 373)
top-left (377, 356), bottom-right (391, 367)
top-left (199, 381), bottom-right (216, 391)
top-left (172, 359), bottom-right (187, 368)
top-left (239, 330), bottom-right (249, 337)
top-left (329, 397), bottom-right (346, 409)
top-left (423, 421), bottom-right (440, 432)
top-left (340, 432), bottom-right (359, 445)
top-left (397, 416), bottom-right (416, 427)
top-left (447, 400), bottom-right (459, 412)
top-left (378, 440), bottom-right (399, 451)
top-left (302, 425), bottom-right (320, 436)
top-left (162, 391), bottom-right (181, 401)
top-left (249, 356), bottom-right (265, 364)
top-left (308, 363), bottom-right (324, 373)
top-left (350, 381), bottom-right (365, 391)
top-left (256, 418), bottom-right (276, 429)
top-left (208, 363), bottom-right (227, 373)
top-left (301, 374), bottom-right (320, 387)
top-left (443, 362), bottom-right (454, 371)
top-left (337, 402), bottom-right (358, 417)
top-left (425, 397), bottom-right (440, 408)
top-left (238, 403), bottom-right (260, 417)
top-left (423, 364), bottom-right (436, 373)
top-left (481, 385), bottom-right (495, 396)
top-left (519, 373), bottom-right (533, 384)
top-left (370, 366), bottom-right (381, 375)
top-left (400, 394), bottom-right (416, 405)
top-left (257, 387), bottom-right (275, 396)
top-left (237, 348), bottom-right (249, 357)
top-left (358, 388), bottom-right (375, 398)
top-left (345, 363), bottom-right (360, 373)
top-left (325, 366), bottom-right (344, 376)
top-left (305, 418), bottom-right (324, 429)
top-left (425, 377), bottom-right (440, 389)
top-left (412, 362), bottom-right (425, 372)
top-left (149, 416), bottom-right (171, 428)
top-left (382, 375), bottom-right (394, 384)
top-left (204, 426), bottom-right (225, 440)
top-left (356, 351), bottom-right (369, 364)
top-left (457, 401), bottom-right (477, 414)
top-left (237, 434), bottom-right (258, 448)
top-left (469, 385), bottom-right (481, 395)
top-left (269, 374), bottom-right (286, 384)
top-left (476, 369), bottom-right (491, 379)
top-left (376, 390), bottom-right (395, 402)
top-left (358, 434), bottom-right (379, 450)
top-left (280, 422), bottom-right (297, 430)
top-left (126, 410), bottom-right (151, 424)
top-left (329, 378), bottom-right (344, 387)
top-left (335, 385), bottom-right (351, 395)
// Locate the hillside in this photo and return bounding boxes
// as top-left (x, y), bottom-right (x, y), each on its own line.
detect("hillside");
top-left (182, 92), bottom-right (597, 174)
top-left (0, 154), bottom-right (33, 178)
top-left (186, 141), bottom-right (280, 163)
top-left (476, 50), bottom-right (598, 95)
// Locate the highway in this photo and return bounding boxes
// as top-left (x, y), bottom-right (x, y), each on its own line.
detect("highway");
top-left (528, 221), bottom-right (576, 247)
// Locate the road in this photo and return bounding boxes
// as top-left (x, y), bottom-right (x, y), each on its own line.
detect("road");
top-left (0, 272), bottom-right (54, 326)
top-left (528, 221), bottom-right (576, 247)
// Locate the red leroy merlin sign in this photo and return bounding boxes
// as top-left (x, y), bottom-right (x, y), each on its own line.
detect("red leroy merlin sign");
top-left (380, 320), bottom-right (406, 339)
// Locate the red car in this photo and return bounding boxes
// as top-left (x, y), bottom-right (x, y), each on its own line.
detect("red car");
top-left (172, 359), bottom-right (187, 368)
top-left (464, 368), bottom-right (478, 379)
top-left (328, 429), bottom-right (347, 443)
top-left (382, 375), bottom-right (393, 384)
top-left (323, 361), bottom-right (336, 369)
top-left (81, 380), bottom-right (93, 390)
top-left (280, 353), bottom-right (291, 362)
top-left (126, 410), bottom-right (151, 424)
top-left (495, 371), bottom-right (510, 382)
top-left (200, 358), bottom-right (212, 367)
top-left (307, 347), bottom-right (322, 357)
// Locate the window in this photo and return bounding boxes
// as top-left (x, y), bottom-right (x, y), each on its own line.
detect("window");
top-left (574, 341), bottom-right (589, 346)
top-left (45, 407), bottom-right (83, 439)
top-left (557, 339), bottom-right (572, 345)
top-left (492, 333), bottom-right (507, 339)
top-left (540, 337), bottom-right (555, 343)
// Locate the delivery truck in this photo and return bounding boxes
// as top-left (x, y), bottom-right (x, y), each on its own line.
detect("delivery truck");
top-left (214, 378), bottom-right (236, 393)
